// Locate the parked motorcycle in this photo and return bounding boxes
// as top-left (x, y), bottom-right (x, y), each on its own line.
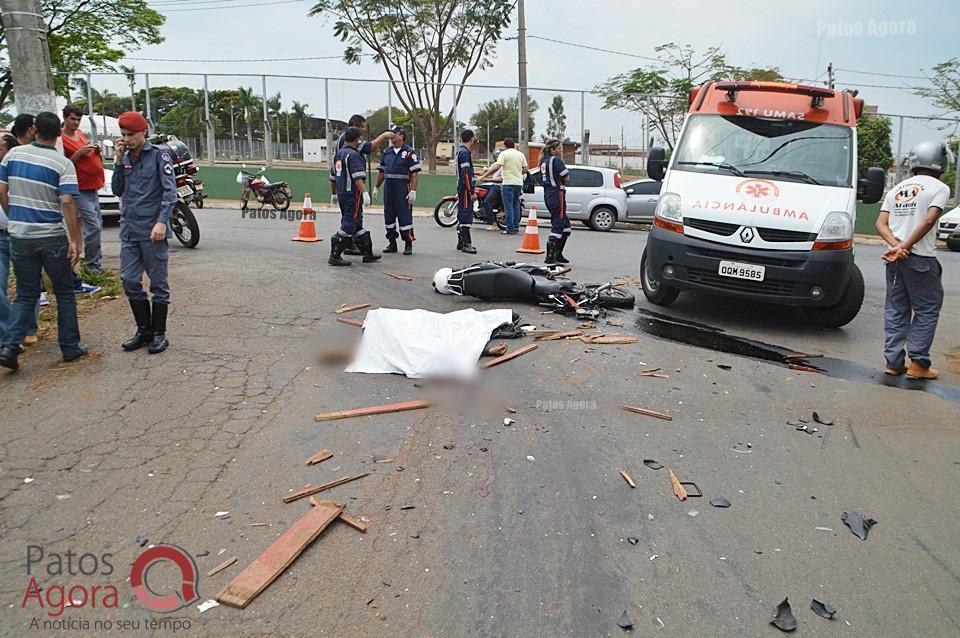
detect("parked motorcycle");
top-left (155, 136), bottom-right (201, 248)
top-left (434, 183), bottom-right (506, 230)
top-left (237, 166), bottom-right (292, 212)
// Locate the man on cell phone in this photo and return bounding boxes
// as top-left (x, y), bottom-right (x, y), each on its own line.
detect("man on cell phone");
top-left (61, 104), bottom-right (105, 287)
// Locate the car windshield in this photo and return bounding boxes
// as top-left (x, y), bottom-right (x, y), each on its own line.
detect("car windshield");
top-left (672, 114), bottom-right (853, 188)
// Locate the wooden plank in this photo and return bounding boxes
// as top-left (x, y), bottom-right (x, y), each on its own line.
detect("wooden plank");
top-left (314, 399), bottom-right (434, 423)
top-left (283, 473), bottom-right (370, 504)
top-left (480, 343), bottom-right (538, 369)
top-left (207, 556), bottom-right (238, 577)
top-left (336, 317), bottom-right (364, 328)
top-left (621, 404), bottom-right (673, 421)
top-left (384, 272), bottom-right (414, 281)
top-left (669, 469), bottom-right (688, 501)
top-left (309, 497), bottom-right (368, 532)
top-left (306, 449), bottom-right (333, 466)
top-left (619, 470), bottom-right (636, 488)
top-left (335, 303), bottom-right (370, 315)
top-left (535, 330), bottom-right (580, 341)
top-left (589, 336), bottom-right (638, 345)
top-left (215, 501), bottom-right (344, 608)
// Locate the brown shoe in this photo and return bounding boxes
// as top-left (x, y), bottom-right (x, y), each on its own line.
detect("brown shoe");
top-left (22, 335), bottom-right (38, 347)
top-left (905, 362), bottom-right (939, 380)
top-left (884, 366), bottom-right (905, 376)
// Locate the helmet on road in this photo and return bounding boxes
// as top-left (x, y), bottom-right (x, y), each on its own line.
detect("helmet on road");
top-left (908, 140), bottom-right (948, 175)
top-left (433, 268), bottom-right (454, 294)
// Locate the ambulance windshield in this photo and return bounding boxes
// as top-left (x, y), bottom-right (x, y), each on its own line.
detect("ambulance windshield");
top-left (673, 115), bottom-right (854, 188)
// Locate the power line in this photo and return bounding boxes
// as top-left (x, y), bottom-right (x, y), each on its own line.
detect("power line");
top-left (525, 35), bottom-right (662, 63)
top-left (157, 0), bottom-right (307, 11)
top-left (125, 54), bottom-right (348, 63)
top-left (835, 67), bottom-right (928, 80)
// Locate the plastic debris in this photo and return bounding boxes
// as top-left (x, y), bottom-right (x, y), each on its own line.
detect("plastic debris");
top-left (196, 549), bottom-right (209, 557)
top-left (136, 536), bottom-right (148, 547)
top-left (709, 497), bottom-right (731, 508)
top-left (400, 502), bottom-right (415, 510)
top-left (627, 537), bottom-right (639, 545)
top-left (643, 459), bottom-right (663, 470)
top-left (812, 412), bottom-right (834, 426)
top-left (771, 597), bottom-right (798, 632)
top-left (841, 511), bottom-right (877, 540)
top-left (197, 599), bottom-right (220, 613)
top-left (442, 443), bottom-right (455, 450)
top-left (23, 478), bottom-right (34, 484)
top-left (717, 364), bottom-right (732, 370)
top-left (215, 511), bottom-right (230, 519)
top-left (811, 598), bottom-right (837, 619)
top-left (503, 418), bottom-right (515, 426)
top-left (526, 455), bottom-right (536, 461)
top-left (617, 610), bottom-right (633, 629)
top-left (688, 509), bottom-right (699, 517)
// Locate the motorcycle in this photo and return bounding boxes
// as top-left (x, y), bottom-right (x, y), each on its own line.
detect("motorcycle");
top-left (154, 136), bottom-right (201, 248)
top-left (237, 166), bottom-right (292, 212)
top-left (434, 182), bottom-right (506, 230)
top-left (433, 262), bottom-right (635, 319)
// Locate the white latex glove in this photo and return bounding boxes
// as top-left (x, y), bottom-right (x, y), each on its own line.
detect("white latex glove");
top-left (371, 186), bottom-right (379, 200)
top-left (363, 191), bottom-right (371, 206)
top-left (406, 190), bottom-right (417, 204)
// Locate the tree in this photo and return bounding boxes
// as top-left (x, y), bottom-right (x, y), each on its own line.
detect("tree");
top-left (597, 43), bottom-right (782, 150)
top-left (158, 89), bottom-right (206, 152)
top-left (470, 97), bottom-right (537, 146)
top-left (266, 92), bottom-right (282, 148)
top-left (856, 114), bottom-right (893, 178)
top-left (915, 58), bottom-right (960, 117)
top-left (0, 1), bottom-right (164, 111)
top-left (237, 87), bottom-right (260, 158)
top-left (292, 100), bottom-right (308, 150)
top-left (545, 95), bottom-right (566, 141)
top-left (119, 64), bottom-right (137, 111)
top-left (308, 0), bottom-right (515, 172)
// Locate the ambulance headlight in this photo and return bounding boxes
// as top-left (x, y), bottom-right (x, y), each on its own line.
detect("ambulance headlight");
top-left (813, 211), bottom-right (854, 250)
top-left (654, 193), bottom-right (683, 223)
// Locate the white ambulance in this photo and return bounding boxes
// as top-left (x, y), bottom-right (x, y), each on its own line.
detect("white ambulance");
top-left (641, 81), bottom-right (885, 327)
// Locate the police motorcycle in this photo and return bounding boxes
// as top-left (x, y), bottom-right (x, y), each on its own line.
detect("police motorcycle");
top-left (432, 262), bottom-right (635, 319)
top-left (150, 135), bottom-right (202, 248)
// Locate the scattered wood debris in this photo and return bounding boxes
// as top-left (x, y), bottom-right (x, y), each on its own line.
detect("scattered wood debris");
top-left (784, 352), bottom-right (823, 361)
top-left (207, 556), bottom-right (238, 577)
top-left (216, 501), bottom-right (344, 608)
top-left (669, 469), bottom-right (688, 501)
top-left (384, 272), bottom-right (414, 281)
top-left (535, 330), bottom-right (581, 341)
top-left (621, 404), bottom-right (673, 421)
top-left (249, 523), bottom-right (269, 527)
top-left (586, 335), bottom-right (638, 345)
top-left (788, 363), bottom-right (819, 373)
top-left (335, 303), bottom-right (370, 315)
top-left (309, 497), bottom-right (368, 532)
top-left (283, 473), bottom-right (370, 504)
top-left (314, 399), bottom-right (434, 422)
top-left (638, 367), bottom-right (670, 379)
top-left (619, 470), bottom-right (636, 488)
top-left (480, 343), bottom-right (538, 369)
top-left (577, 321), bottom-right (596, 330)
top-left (336, 317), bottom-right (364, 328)
top-left (306, 449), bottom-right (333, 465)
top-left (606, 319), bottom-right (624, 327)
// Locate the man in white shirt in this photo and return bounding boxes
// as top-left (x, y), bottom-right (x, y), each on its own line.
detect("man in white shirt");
top-left (876, 140), bottom-right (951, 379)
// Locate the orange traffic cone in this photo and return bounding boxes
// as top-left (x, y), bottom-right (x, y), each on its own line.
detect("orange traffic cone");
top-left (516, 205), bottom-right (545, 254)
top-left (292, 193), bottom-right (322, 242)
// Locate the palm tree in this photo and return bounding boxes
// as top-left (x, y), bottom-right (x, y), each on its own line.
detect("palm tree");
top-left (266, 92), bottom-right (282, 156)
top-left (178, 90), bottom-right (206, 154)
top-left (237, 87), bottom-right (260, 159)
top-left (119, 65), bottom-right (137, 111)
top-left (291, 101), bottom-right (308, 155)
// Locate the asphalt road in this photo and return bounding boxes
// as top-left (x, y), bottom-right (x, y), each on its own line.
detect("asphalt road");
top-left (1, 208), bottom-right (958, 637)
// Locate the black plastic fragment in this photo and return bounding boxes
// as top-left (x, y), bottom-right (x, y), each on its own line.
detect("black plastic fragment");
top-left (136, 536), bottom-right (148, 547)
top-left (617, 610), bottom-right (633, 629)
top-left (382, 579), bottom-right (392, 587)
top-left (771, 597), bottom-right (798, 632)
top-left (627, 537), bottom-right (639, 545)
top-left (811, 598), bottom-right (836, 619)
top-left (442, 443), bottom-right (455, 450)
top-left (841, 511), bottom-right (877, 540)
top-left (717, 364), bottom-right (732, 370)
top-left (709, 497), bottom-right (731, 508)
top-left (400, 502), bottom-right (415, 510)
top-left (812, 412), bottom-right (834, 426)
top-left (643, 459), bottom-right (663, 470)
top-left (195, 549), bottom-right (209, 557)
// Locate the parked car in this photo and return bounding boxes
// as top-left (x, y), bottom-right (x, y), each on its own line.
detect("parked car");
top-left (99, 168), bottom-right (120, 220)
top-left (937, 205), bottom-right (959, 251)
top-left (522, 165), bottom-right (627, 231)
top-left (623, 179), bottom-right (663, 223)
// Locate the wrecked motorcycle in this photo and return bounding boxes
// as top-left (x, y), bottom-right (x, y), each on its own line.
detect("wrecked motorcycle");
top-left (432, 262), bottom-right (635, 318)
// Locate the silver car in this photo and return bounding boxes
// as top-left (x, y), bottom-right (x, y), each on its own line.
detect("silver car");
top-left (99, 168), bottom-right (120, 220)
top-left (522, 165), bottom-right (627, 231)
top-left (623, 178), bottom-right (662, 223)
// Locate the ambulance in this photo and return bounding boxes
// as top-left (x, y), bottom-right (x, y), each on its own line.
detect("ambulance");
top-left (641, 81), bottom-right (886, 327)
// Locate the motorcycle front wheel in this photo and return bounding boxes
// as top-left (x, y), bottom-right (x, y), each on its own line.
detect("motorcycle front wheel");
top-left (582, 284), bottom-right (635, 309)
top-left (172, 201), bottom-right (200, 248)
top-left (272, 191), bottom-right (291, 211)
top-left (434, 199), bottom-right (458, 227)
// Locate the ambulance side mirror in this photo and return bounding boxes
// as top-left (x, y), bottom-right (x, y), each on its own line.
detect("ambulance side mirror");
top-left (647, 147), bottom-right (667, 182)
top-left (858, 167), bottom-right (885, 204)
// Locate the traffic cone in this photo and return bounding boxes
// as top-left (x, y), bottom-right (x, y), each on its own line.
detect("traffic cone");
top-left (516, 205), bottom-right (545, 254)
top-left (292, 193), bottom-right (322, 242)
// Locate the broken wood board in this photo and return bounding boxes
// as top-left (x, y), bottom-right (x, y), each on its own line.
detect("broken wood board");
top-left (535, 330), bottom-right (581, 341)
top-left (669, 469), bottom-right (688, 501)
top-left (619, 470), bottom-right (636, 488)
top-left (384, 272), bottom-right (414, 281)
top-left (207, 556), bottom-right (238, 577)
top-left (784, 352), bottom-right (823, 361)
top-left (480, 343), bottom-right (538, 369)
top-left (306, 449), bottom-right (333, 465)
top-left (314, 399), bottom-right (434, 423)
top-left (336, 317), bottom-right (364, 328)
top-left (335, 303), bottom-right (370, 315)
top-left (621, 404), bottom-right (673, 421)
top-left (283, 473), bottom-right (370, 504)
top-left (216, 501), bottom-right (344, 609)
top-left (588, 335), bottom-right (638, 345)
top-left (309, 497), bottom-right (368, 532)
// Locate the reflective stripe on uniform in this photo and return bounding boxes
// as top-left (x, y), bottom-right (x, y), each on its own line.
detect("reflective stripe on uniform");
top-left (460, 162), bottom-right (471, 168)
top-left (351, 171), bottom-right (366, 179)
top-left (384, 173), bottom-right (410, 180)
top-left (399, 224), bottom-right (413, 231)
top-left (409, 164), bottom-right (422, 172)
top-left (385, 222), bottom-right (397, 228)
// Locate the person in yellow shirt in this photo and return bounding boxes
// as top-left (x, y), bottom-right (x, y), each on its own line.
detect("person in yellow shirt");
top-left (476, 138), bottom-right (528, 235)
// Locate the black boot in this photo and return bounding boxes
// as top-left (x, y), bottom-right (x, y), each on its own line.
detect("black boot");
top-left (545, 238), bottom-right (559, 265)
top-left (356, 232), bottom-right (381, 263)
top-left (0, 345), bottom-right (21, 371)
top-left (383, 238), bottom-right (398, 253)
top-left (556, 235), bottom-right (571, 264)
top-left (147, 303), bottom-right (169, 354)
top-left (458, 227), bottom-right (477, 254)
top-left (328, 235), bottom-right (352, 267)
top-left (403, 240), bottom-right (413, 255)
top-left (122, 298), bottom-right (153, 351)
top-left (343, 236), bottom-right (362, 256)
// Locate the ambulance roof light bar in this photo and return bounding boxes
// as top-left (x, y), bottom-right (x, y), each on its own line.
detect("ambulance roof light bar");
top-left (715, 81), bottom-right (836, 108)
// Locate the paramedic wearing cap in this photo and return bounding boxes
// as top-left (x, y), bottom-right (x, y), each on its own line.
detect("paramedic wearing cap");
top-left (112, 112), bottom-right (177, 355)
top-left (375, 126), bottom-right (421, 255)
top-left (328, 127), bottom-right (379, 267)
top-left (876, 140), bottom-right (951, 380)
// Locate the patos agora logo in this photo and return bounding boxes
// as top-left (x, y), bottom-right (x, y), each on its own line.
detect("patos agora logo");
top-left (736, 178), bottom-right (781, 203)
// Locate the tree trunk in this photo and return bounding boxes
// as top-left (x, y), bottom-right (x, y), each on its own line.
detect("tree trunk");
top-left (298, 122), bottom-right (303, 160)
top-left (245, 115), bottom-right (254, 159)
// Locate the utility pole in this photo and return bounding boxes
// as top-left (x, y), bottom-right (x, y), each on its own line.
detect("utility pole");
top-left (1, 0), bottom-right (56, 114)
top-left (517, 0), bottom-right (529, 155)
top-left (827, 62), bottom-right (834, 89)
top-left (230, 102), bottom-right (237, 160)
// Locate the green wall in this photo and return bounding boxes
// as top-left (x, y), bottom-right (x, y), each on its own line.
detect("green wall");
top-left (855, 202), bottom-right (881, 235)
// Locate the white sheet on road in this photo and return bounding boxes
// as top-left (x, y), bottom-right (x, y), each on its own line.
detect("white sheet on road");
top-left (345, 307), bottom-right (514, 379)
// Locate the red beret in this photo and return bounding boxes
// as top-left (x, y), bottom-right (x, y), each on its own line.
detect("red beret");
top-left (118, 112), bottom-right (148, 132)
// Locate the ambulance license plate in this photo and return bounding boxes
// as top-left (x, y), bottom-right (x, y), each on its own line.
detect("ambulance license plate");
top-left (718, 260), bottom-right (765, 281)
top-left (177, 185), bottom-right (193, 198)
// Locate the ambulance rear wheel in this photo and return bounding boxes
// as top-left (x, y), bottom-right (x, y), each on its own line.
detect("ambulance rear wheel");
top-left (641, 248), bottom-right (679, 306)
top-left (803, 263), bottom-right (864, 328)
top-left (172, 202), bottom-right (200, 248)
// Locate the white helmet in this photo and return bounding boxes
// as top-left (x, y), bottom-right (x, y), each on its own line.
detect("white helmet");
top-left (908, 140), bottom-right (949, 175)
top-left (433, 268), bottom-right (454, 294)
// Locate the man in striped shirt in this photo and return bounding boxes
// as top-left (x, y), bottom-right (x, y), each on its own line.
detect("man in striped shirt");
top-left (0, 111), bottom-right (86, 371)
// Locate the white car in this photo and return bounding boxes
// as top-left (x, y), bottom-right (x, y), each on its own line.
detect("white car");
top-left (99, 168), bottom-right (120, 219)
top-left (522, 165), bottom-right (627, 231)
top-left (937, 205), bottom-right (959, 248)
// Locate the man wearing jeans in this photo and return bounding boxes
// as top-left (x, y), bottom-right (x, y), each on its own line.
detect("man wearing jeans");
top-left (0, 112), bottom-right (86, 371)
top-left (477, 138), bottom-right (527, 234)
top-left (61, 104), bottom-right (105, 280)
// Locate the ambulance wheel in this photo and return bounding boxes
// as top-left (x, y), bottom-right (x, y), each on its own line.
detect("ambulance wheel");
top-left (434, 199), bottom-right (458, 227)
top-left (641, 248), bottom-right (679, 306)
top-left (172, 202), bottom-right (200, 248)
top-left (271, 191), bottom-right (290, 211)
top-left (803, 263), bottom-right (864, 328)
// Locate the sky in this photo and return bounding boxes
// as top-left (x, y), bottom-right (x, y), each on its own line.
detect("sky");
top-left (89, 0), bottom-right (960, 150)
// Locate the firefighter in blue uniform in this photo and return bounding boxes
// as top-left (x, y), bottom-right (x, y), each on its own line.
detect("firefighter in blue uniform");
top-left (329, 127), bottom-right (380, 266)
top-left (455, 129), bottom-right (478, 254)
top-left (329, 114), bottom-right (392, 255)
top-left (112, 112), bottom-right (177, 354)
top-left (375, 126), bottom-right (421, 255)
top-left (540, 139), bottom-right (571, 265)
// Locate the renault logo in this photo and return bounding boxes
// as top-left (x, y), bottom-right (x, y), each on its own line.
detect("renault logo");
top-left (740, 227), bottom-right (755, 243)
